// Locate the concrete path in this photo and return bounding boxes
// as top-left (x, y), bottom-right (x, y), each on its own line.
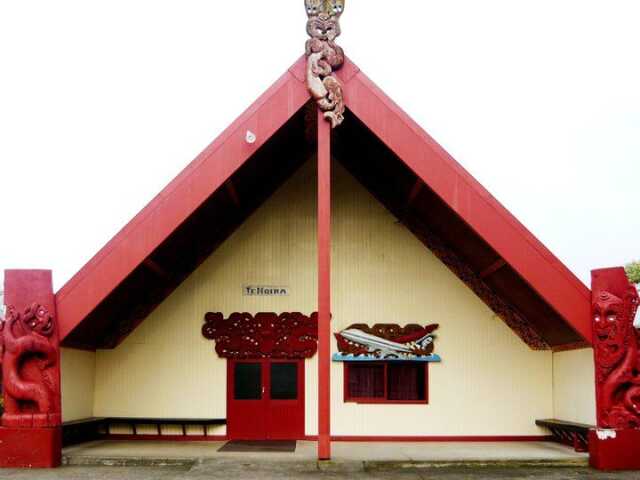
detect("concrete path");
top-left (0, 440), bottom-right (603, 479)
top-left (62, 439), bottom-right (588, 465)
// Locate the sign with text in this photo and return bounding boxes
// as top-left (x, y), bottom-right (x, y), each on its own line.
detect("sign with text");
top-left (243, 285), bottom-right (289, 296)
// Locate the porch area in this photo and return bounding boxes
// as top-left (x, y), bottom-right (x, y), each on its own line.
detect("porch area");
top-left (62, 440), bottom-right (588, 469)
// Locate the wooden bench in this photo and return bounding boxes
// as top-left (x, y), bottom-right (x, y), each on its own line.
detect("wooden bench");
top-left (105, 417), bottom-right (226, 437)
top-left (62, 417), bottom-right (108, 447)
top-left (62, 417), bottom-right (226, 447)
top-left (536, 418), bottom-right (593, 452)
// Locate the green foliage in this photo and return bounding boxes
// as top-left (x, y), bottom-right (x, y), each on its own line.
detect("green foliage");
top-left (626, 261), bottom-right (640, 285)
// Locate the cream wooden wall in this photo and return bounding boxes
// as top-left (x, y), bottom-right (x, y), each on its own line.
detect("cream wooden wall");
top-left (328, 161), bottom-right (552, 436)
top-left (552, 348), bottom-right (596, 425)
top-left (93, 158), bottom-right (318, 422)
top-left (90, 158), bottom-right (557, 435)
top-left (61, 347), bottom-right (96, 422)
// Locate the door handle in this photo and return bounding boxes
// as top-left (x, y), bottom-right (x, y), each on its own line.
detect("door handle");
top-left (262, 386), bottom-right (266, 396)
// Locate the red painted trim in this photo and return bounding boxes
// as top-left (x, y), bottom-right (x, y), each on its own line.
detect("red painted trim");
top-left (331, 435), bottom-right (554, 442)
top-left (317, 110), bottom-right (331, 460)
top-left (425, 363), bottom-right (429, 404)
top-left (339, 58), bottom-right (592, 343)
top-left (343, 362), bottom-right (429, 404)
top-left (105, 434), bottom-right (227, 442)
top-left (55, 56), bottom-right (310, 342)
top-left (344, 401), bottom-right (430, 405)
top-left (551, 342), bottom-right (591, 353)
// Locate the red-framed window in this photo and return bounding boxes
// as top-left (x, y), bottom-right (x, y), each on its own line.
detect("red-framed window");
top-left (343, 362), bottom-right (429, 404)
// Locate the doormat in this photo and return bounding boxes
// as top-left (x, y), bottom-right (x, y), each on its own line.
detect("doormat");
top-left (218, 440), bottom-right (297, 453)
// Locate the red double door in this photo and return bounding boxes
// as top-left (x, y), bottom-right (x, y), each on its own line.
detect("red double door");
top-left (227, 359), bottom-right (305, 440)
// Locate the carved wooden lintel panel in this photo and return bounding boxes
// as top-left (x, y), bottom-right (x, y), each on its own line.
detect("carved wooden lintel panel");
top-left (202, 312), bottom-right (318, 359)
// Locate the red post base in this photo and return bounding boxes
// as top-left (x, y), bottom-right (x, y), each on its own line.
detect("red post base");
top-left (0, 427), bottom-right (62, 468)
top-left (589, 429), bottom-right (640, 471)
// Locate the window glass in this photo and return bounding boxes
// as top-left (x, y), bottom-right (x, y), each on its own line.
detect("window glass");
top-left (347, 364), bottom-right (385, 398)
top-left (234, 363), bottom-right (262, 400)
top-left (387, 363), bottom-right (425, 401)
top-left (270, 363), bottom-right (298, 400)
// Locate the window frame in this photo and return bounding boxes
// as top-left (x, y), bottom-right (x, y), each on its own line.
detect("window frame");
top-left (343, 361), bottom-right (429, 405)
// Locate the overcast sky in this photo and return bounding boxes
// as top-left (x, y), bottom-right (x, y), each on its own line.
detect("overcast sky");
top-left (1, 1), bottom-right (639, 291)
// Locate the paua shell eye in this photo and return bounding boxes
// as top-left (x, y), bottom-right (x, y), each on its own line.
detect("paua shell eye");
top-left (305, 0), bottom-right (320, 15)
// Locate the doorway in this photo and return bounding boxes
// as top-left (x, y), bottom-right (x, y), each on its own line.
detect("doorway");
top-left (227, 359), bottom-right (305, 440)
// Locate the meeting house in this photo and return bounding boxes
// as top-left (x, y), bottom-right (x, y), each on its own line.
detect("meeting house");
top-left (1, 0), bottom-right (639, 471)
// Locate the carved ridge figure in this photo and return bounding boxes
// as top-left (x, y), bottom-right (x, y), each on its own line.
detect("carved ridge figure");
top-left (0, 303), bottom-right (60, 427)
top-left (305, 0), bottom-right (345, 128)
top-left (593, 285), bottom-right (640, 429)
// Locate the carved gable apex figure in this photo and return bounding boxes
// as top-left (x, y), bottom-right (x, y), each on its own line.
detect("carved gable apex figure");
top-left (304, 0), bottom-right (346, 128)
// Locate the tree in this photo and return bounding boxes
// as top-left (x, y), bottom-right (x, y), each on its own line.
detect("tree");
top-left (626, 261), bottom-right (640, 285)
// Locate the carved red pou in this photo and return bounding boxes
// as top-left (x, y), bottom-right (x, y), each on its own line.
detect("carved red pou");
top-left (0, 270), bottom-right (62, 468)
top-left (0, 302), bottom-right (61, 428)
top-left (592, 267), bottom-right (640, 429)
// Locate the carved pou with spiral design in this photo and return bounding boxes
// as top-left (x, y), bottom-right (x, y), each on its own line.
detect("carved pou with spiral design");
top-left (0, 303), bottom-right (61, 427)
top-left (304, 0), bottom-right (345, 128)
top-left (592, 268), bottom-right (640, 429)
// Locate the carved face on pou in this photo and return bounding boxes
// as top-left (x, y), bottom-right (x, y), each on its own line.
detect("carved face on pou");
top-left (305, 0), bottom-right (345, 41)
top-left (20, 303), bottom-right (55, 337)
top-left (593, 292), bottom-right (624, 345)
top-left (326, 0), bottom-right (345, 17)
top-left (305, 0), bottom-right (344, 19)
top-left (592, 289), bottom-right (639, 371)
top-left (305, 0), bottom-right (323, 17)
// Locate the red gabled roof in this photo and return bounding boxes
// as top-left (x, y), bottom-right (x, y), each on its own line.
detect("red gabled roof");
top-left (56, 57), bottom-right (310, 340)
top-left (335, 61), bottom-right (592, 342)
top-left (56, 56), bottom-right (592, 347)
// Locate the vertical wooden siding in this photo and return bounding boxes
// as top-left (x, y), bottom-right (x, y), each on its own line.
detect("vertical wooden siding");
top-left (329, 161), bottom-right (553, 436)
top-left (90, 158), bottom-right (564, 435)
top-left (61, 348), bottom-right (96, 422)
top-left (552, 349), bottom-right (596, 425)
top-left (93, 159), bottom-right (317, 420)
